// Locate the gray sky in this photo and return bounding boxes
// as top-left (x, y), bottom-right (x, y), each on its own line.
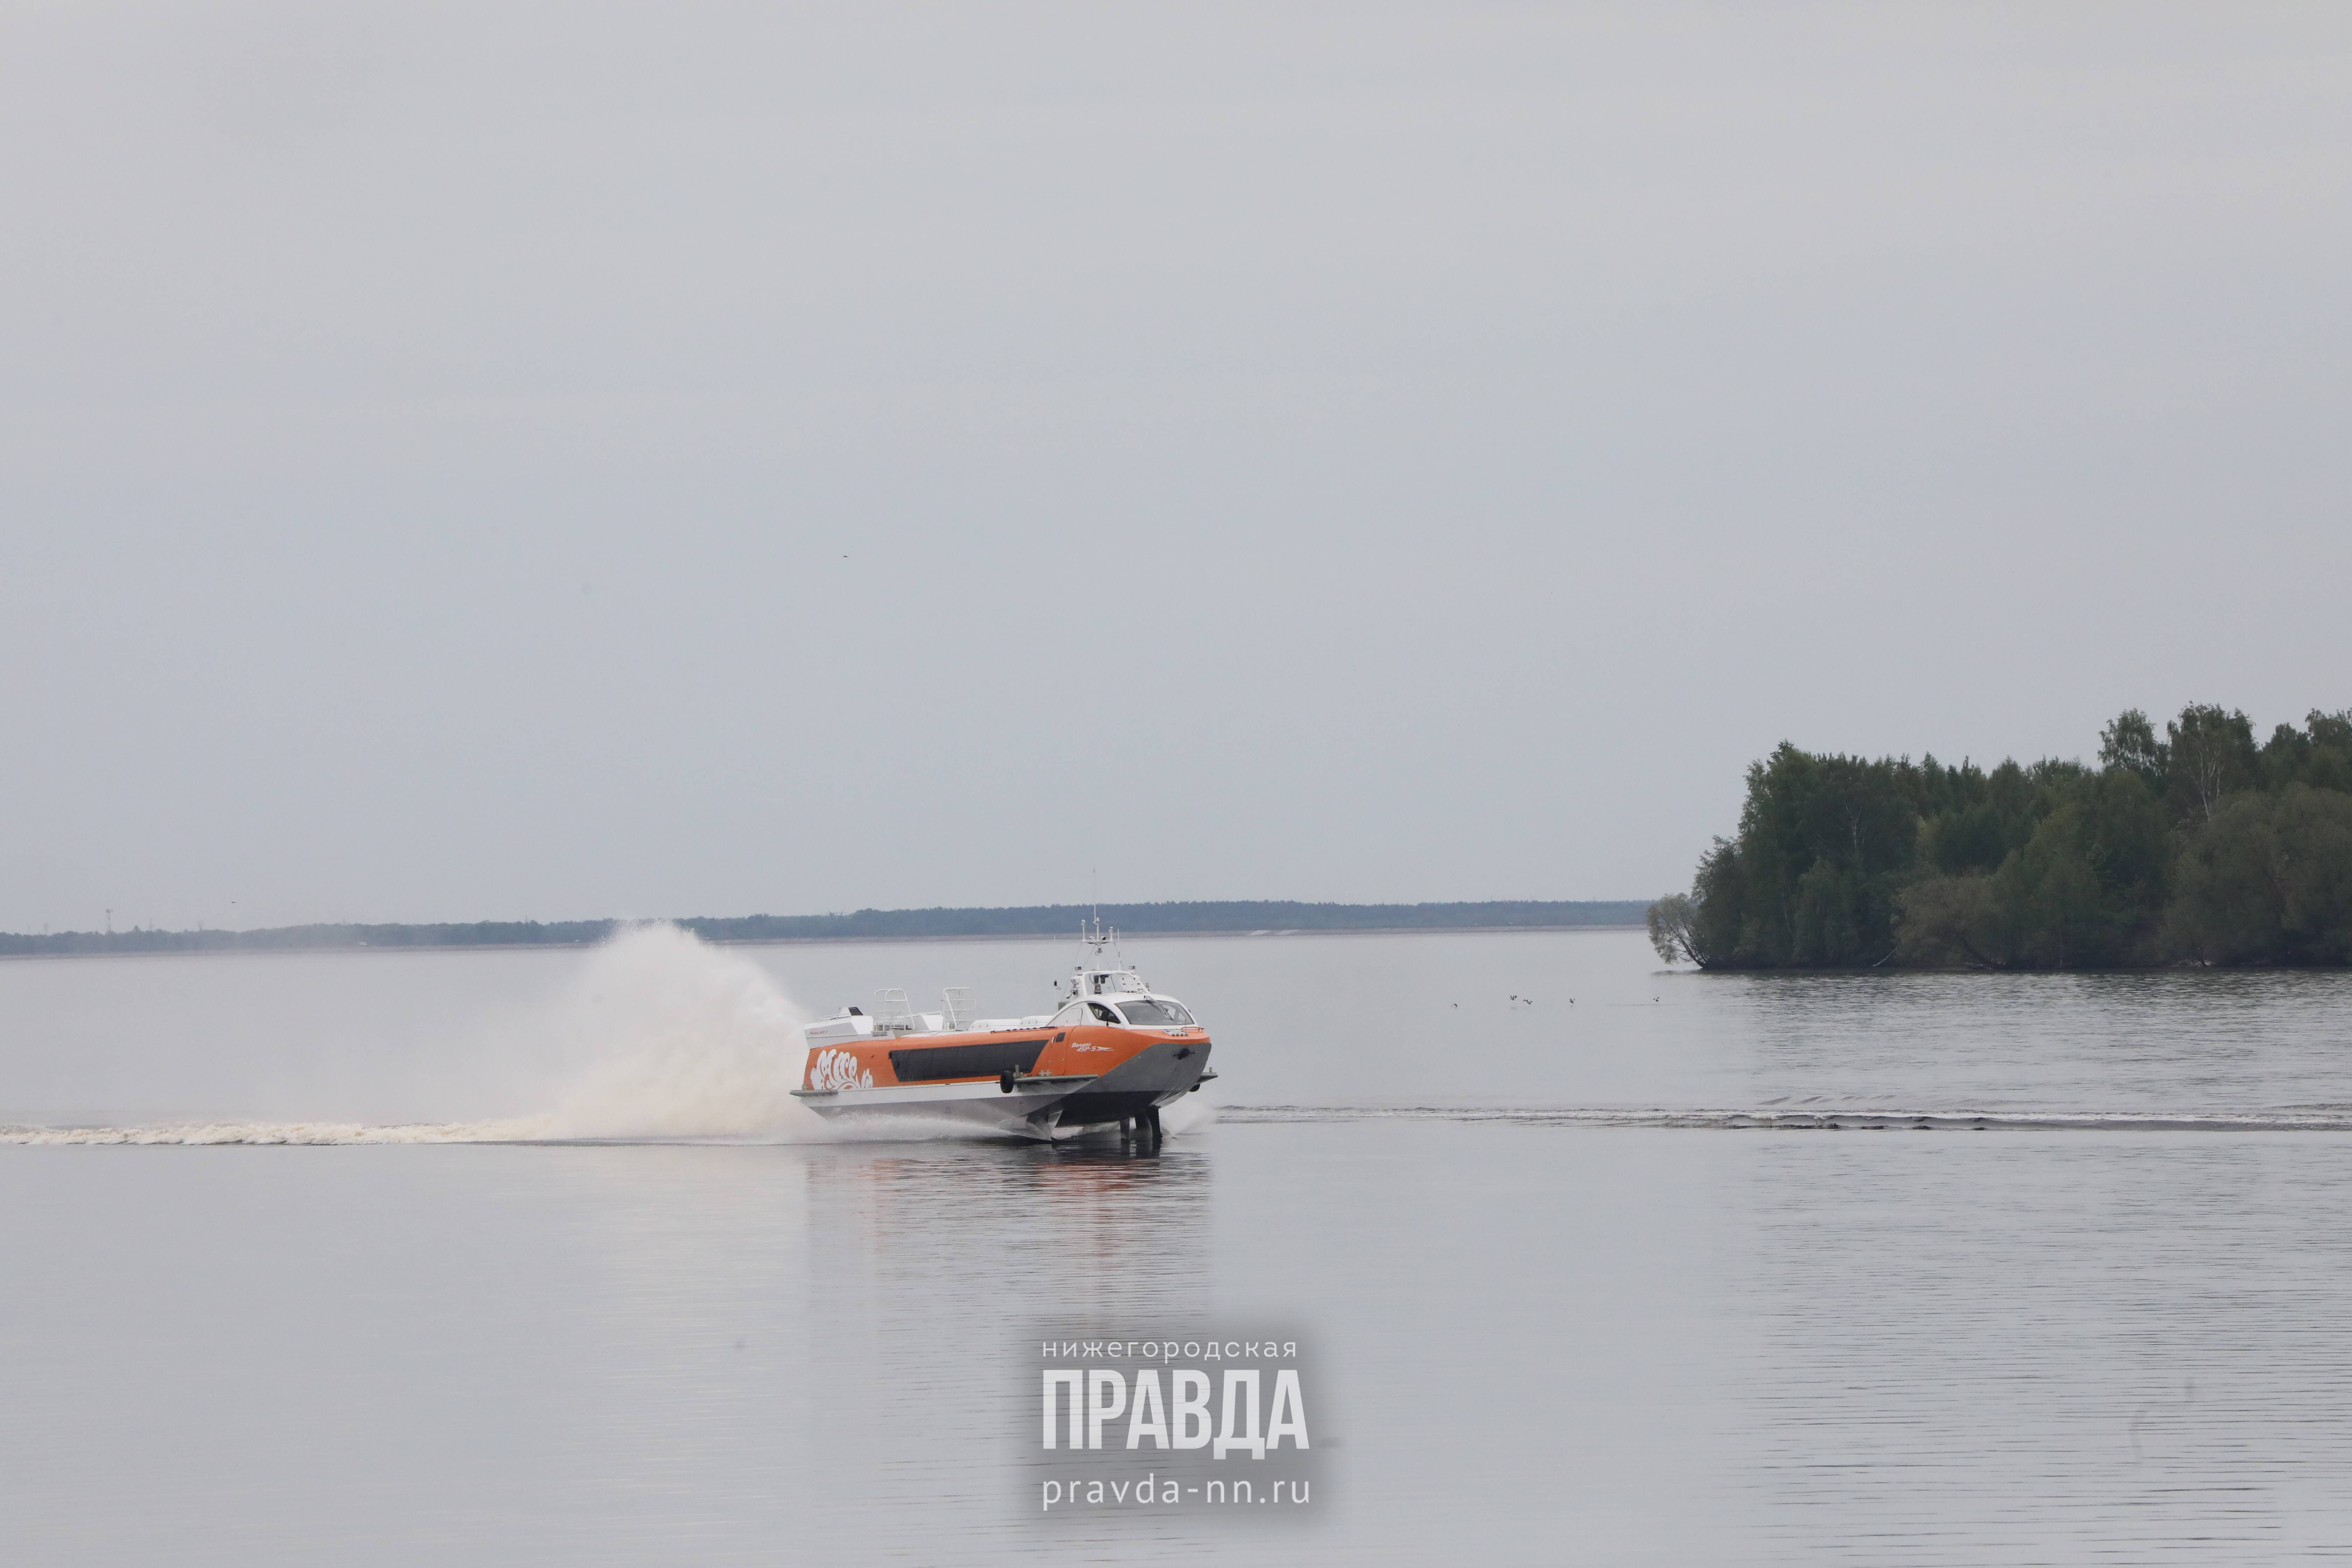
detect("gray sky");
top-left (3, 1), bottom-right (2349, 931)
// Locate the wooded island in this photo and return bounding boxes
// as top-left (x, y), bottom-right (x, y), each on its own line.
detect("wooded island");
top-left (1648, 706), bottom-right (2352, 969)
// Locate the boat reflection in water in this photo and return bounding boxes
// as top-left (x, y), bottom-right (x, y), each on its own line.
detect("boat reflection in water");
top-left (797, 1134), bottom-right (1213, 1539)
top-left (805, 1136), bottom-right (1211, 1321)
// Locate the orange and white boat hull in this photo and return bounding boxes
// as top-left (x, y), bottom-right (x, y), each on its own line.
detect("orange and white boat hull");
top-left (791, 1022), bottom-right (1212, 1140)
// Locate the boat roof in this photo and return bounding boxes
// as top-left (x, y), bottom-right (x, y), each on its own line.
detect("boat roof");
top-left (1075, 965), bottom-right (1151, 995)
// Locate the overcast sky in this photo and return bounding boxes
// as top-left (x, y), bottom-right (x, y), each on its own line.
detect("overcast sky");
top-left (2, 2), bottom-right (2348, 931)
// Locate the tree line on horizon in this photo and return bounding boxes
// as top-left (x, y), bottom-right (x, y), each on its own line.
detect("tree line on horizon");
top-left (0, 899), bottom-right (1651, 957)
top-left (1647, 705), bottom-right (2352, 970)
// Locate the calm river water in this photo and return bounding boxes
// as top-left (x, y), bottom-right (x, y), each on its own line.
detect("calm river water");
top-left (5, 927), bottom-right (2352, 1563)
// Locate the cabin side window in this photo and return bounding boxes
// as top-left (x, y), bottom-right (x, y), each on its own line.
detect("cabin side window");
top-left (1087, 1002), bottom-right (1120, 1023)
top-left (1114, 998), bottom-right (1195, 1027)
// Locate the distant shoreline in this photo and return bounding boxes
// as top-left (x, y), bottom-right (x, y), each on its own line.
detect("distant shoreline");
top-left (0, 901), bottom-right (1650, 960)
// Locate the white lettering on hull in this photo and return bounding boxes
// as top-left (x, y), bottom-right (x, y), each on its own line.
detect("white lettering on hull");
top-left (807, 1049), bottom-right (874, 1091)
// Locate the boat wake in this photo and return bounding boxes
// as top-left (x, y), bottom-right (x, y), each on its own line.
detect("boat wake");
top-left (0, 1120), bottom-right (522, 1146)
top-left (0, 1115), bottom-right (1029, 1147)
top-left (1220, 1105), bottom-right (2352, 1132)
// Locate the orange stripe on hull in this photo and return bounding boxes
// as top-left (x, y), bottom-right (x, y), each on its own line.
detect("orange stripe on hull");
top-left (803, 1025), bottom-right (1206, 1091)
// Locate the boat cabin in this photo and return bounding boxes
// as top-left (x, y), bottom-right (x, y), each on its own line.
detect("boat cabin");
top-left (803, 924), bottom-right (1198, 1048)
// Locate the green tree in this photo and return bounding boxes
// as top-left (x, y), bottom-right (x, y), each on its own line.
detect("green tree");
top-left (1992, 812), bottom-right (2108, 967)
top-left (2169, 785), bottom-right (2352, 964)
top-left (1685, 839), bottom-right (1748, 967)
top-left (1646, 893), bottom-right (1700, 965)
top-left (2165, 704), bottom-right (2258, 825)
top-left (1919, 758), bottom-right (2040, 875)
top-left (1894, 873), bottom-right (2004, 967)
top-left (2099, 709), bottom-right (2168, 793)
top-left (2260, 710), bottom-right (2352, 793)
top-left (1717, 745), bottom-right (1923, 965)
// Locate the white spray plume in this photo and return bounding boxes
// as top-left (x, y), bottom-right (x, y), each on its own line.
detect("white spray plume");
top-left (512, 922), bottom-right (826, 1140)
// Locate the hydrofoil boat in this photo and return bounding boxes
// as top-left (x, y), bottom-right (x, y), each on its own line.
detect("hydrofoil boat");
top-left (790, 923), bottom-right (1214, 1143)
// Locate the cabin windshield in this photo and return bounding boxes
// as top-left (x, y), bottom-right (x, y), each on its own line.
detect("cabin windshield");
top-left (1114, 998), bottom-right (1195, 1027)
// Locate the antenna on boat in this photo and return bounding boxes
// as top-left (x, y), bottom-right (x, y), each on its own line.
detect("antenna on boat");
top-left (1066, 910), bottom-right (1142, 1001)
